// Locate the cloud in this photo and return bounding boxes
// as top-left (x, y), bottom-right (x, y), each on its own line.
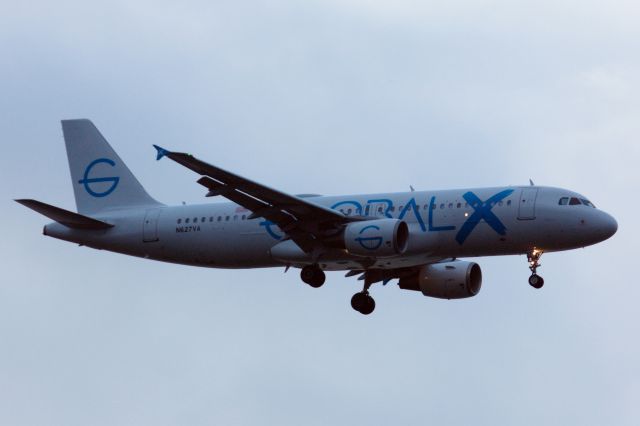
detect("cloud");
top-left (1, 1), bottom-right (639, 425)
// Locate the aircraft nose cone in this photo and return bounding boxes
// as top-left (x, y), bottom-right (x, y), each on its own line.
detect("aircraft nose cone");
top-left (599, 211), bottom-right (618, 241)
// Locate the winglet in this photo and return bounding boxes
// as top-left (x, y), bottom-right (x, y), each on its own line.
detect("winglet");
top-left (153, 145), bottom-right (170, 161)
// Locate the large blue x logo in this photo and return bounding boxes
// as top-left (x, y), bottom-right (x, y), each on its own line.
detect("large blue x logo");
top-left (455, 189), bottom-right (514, 245)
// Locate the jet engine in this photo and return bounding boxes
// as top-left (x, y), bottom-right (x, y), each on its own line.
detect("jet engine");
top-left (398, 261), bottom-right (482, 299)
top-left (343, 219), bottom-right (409, 258)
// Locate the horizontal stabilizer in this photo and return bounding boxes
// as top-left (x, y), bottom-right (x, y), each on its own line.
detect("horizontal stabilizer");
top-left (15, 199), bottom-right (114, 230)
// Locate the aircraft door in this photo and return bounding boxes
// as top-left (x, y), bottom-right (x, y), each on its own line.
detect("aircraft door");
top-left (143, 208), bottom-right (162, 242)
top-left (517, 188), bottom-right (538, 220)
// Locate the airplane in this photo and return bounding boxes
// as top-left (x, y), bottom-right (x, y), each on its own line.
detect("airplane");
top-left (16, 119), bottom-right (618, 315)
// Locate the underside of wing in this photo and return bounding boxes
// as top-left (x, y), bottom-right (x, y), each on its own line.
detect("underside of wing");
top-left (154, 145), bottom-right (361, 252)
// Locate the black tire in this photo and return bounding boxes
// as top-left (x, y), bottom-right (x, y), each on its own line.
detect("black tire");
top-left (351, 292), bottom-right (375, 315)
top-left (528, 274), bottom-right (544, 289)
top-left (301, 265), bottom-right (325, 288)
top-left (360, 295), bottom-right (375, 315)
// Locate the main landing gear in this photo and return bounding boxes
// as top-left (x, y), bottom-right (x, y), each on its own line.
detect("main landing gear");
top-left (351, 277), bottom-right (376, 315)
top-left (300, 264), bottom-right (326, 288)
top-left (351, 292), bottom-right (375, 315)
top-left (527, 249), bottom-right (544, 289)
top-left (299, 265), bottom-right (377, 315)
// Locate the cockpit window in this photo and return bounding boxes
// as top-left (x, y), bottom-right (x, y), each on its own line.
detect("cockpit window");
top-left (580, 199), bottom-right (596, 208)
top-left (559, 196), bottom-right (596, 208)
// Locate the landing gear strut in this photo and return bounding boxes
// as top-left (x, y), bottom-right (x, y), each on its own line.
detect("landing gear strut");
top-left (351, 276), bottom-right (376, 315)
top-left (301, 264), bottom-right (325, 288)
top-left (527, 249), bottom-right (544, 289)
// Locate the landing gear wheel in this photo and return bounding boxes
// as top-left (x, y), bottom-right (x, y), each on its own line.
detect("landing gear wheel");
top-left (526, 249), bottom-right (545, 289)
top-left (528, 274), bottom-right (544, 289)
top-left (351, 292), bottom-right (375, 315)
top-left (300, 265), bottom-right (325, 288)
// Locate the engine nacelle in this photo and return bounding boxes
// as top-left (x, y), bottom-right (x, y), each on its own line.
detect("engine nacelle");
top-left (343, 219), bottom-right (409, 258)
top-left (399, 261), bottom-right (482, 299)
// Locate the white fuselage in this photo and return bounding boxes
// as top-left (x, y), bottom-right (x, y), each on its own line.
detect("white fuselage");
top-left (43, 185), bottom-right (618, 271)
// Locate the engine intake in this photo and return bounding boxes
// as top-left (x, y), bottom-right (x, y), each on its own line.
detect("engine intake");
top-left (343, 219), bottom-right (409, 258)
top-left (399, 261), bottom-right (482, 299)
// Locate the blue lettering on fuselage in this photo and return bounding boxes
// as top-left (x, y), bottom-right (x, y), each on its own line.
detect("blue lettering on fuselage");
top-left (260, 220), bottom-right (284, 240)
top-left (259, 190), bottom-right (512, 245)
top-left (455, 189), bottom-right (514, 245)
top-left (367, 199), bottom-right (394, 217)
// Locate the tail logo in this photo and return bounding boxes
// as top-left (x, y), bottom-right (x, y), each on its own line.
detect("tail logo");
top-left (78, 158), bottom-right (120, 197)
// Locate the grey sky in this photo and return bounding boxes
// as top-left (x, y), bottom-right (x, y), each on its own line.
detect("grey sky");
top-left (1, 1), bottom-right (639, 425)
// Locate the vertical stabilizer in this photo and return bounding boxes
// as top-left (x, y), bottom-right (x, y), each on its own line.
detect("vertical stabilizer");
top-left (62, 119), bottom-right (162, 214)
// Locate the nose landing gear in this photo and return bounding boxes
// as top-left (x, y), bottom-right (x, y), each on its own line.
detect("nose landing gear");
top-left (527, 249), bottom-right (544, 289)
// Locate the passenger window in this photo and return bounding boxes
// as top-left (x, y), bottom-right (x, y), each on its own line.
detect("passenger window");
top-left (185, 218), bottom-right (190, 224)
top-left (177, 219), bottom-right (182, 224)
top-left (217, 216), bottom-right (222, 222)
top-left (457, 203), bottom-right (461, 208)
top-left (234, 215), bottom-right (238, 221)
top-left (569, 197), bottom-right (581, 205)
top-left (559, 197), bottom-right (569, 205)
top-left (431, 204), bottom-right (437, 210)
top-left (507, 200), bottom-right (512, 206)
top-left (242, 215), bottom-right (246, 220)
top-left (365, 206), bottom-right (370, 215)
top-left (226, 216), bottom-right (230, 221)
top-left (440, 203), bottom-right (445, 209)
top-left (202, 217), bottom-right (206, 223)
top-left (193, 217), bottom-right (198, 223)
top-left (448, 203), bottom-right (453, 209)
top-left (347, 208), bottom-right (352, 215)
top-left (498, 201), bottom-right (503, 206)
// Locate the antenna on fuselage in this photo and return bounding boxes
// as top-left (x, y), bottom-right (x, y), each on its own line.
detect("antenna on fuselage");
top-left (410, 185), bottom-right (415, 192)
top-left (529, 179), bottom-right (535, 186)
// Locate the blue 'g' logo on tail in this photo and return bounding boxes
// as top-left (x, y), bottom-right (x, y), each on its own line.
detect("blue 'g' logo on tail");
top-left (78, 158), bottom-right (120, 197)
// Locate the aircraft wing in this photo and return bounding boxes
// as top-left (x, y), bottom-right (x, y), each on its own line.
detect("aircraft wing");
top-left (154, 145), bottom-right (358, 252)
